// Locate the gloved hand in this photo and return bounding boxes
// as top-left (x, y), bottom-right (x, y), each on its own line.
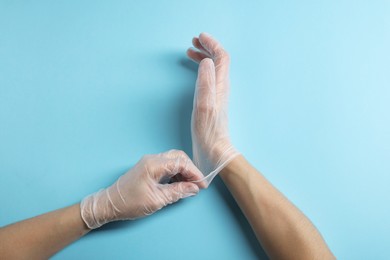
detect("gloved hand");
top-left (80, 150), bottom-right (206, 229)
top-left (187, 33), bottom-right (240, 186)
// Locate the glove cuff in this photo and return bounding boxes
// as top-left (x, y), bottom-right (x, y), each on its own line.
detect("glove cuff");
top-left (80, 189), bottom-right (108, 229)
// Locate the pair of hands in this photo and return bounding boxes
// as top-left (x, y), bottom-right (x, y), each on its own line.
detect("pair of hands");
top-left (81, 33), bottom-right (239, 229)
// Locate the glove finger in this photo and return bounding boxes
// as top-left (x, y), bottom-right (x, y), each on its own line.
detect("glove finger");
top-left (160, 182), bottom-right (200, 205)
top-left (192, 37), bottom-right (211, 56)
top-left (154, 150), bottom-right (207, 189)
top-left (194, 58), bottom-right (216, 113)
top-left (187, 47), bottom-right (210, 63)
top-left (198, 33), bottom-right (230, 95)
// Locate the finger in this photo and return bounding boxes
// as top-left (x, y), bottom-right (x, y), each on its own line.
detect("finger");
top-left (160, 182), bottom-right (199, 205)
top-left (187, 48), bottom-right (210, 63)
top-left (194, 58), bottom-right (216, 114)
top-left (156, 150), bottom-right (207, 188)
top-left (198, 32), bottom-right (230, 90)
top-left (171, 169), bottom-right (208, 189)
top-left (192, 37), bottom-right (210, 56)
top-left (198, 32), bottom-right (227, 59)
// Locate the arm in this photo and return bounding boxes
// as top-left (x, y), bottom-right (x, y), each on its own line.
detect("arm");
top-left (0, 150), bottom-right (206, 259)
top-left (187, 33), bottom-right (334, 259)
top-left (220, 155), bottom-right (334, 259)
top-left (0, 204), bottom-right (89, 259)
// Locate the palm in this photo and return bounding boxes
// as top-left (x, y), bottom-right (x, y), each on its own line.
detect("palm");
top-left (187, 33), bottom-right (239, 185)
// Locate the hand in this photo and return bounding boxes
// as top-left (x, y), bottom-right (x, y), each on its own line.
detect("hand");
top-left (187, 33), bottom-right (240, 185)
top-left (80, 150), bottom-right (206, 229)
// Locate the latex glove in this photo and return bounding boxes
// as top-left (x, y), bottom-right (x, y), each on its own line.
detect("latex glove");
top-left (187, 33), bottom-right (240, 186)
top-left (80, 150), bottom-right (206, 229)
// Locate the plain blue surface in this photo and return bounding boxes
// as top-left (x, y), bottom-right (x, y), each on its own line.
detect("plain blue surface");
top-left (1, 1), bottom-right (389, 259)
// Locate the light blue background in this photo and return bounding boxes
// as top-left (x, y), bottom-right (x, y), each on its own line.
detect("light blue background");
top-left (1, 1), bottom-right (389, 259)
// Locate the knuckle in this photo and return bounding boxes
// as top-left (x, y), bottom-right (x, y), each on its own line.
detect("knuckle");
top-left (167, 149), bottom-right (186, 159)
top-left (165, 149), bottom-right (179, 158)
top-left (197, 102), bottom-right (215, 114)
top-left (177, 150), bottom-right (187, 158)
top-left (168, 149), bottom-right (180, 154)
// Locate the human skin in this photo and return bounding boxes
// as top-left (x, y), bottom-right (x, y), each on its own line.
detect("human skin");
top-left (0, 33), bottom-right (335, 260)
top-left (0, 204), bottom-right (89, 259)
top-left (220, 156), bottom-right (335, 259)
top-left (188, 32), bottom-right (335, 259)
top-left (0, 150), bottom-right (205, 259)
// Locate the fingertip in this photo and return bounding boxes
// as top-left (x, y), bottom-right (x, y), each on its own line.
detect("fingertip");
top-left (199, 57), bottom-right (214, 68)
top-left (186, 47), bottom-right (196, 57)
top-left (168, 182), bottom-right (199, 199)
top-left (198, 180), bottom-right (209, 189)
top-left (183, 182), bottom-right (199, 194)
top-left (187, 48), bottom-right (207, 63)
top-left (199, 32), bottom-right (212, 40)
top-left (187, 46), bottom-right (196, 52)
top-left (198, 58), bottom-right (215, 79)
top-left (199, 32), bottom-right (215, 47)
top-left (200, 57), bottom-right (213, 63)
top-left (186, 47), bottom-right (195, 55)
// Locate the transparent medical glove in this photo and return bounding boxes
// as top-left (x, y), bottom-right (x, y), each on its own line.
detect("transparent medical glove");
top-left (187, 33), bottom-right (240, 186)
top-left (80, 150), bottom-right (206, 229)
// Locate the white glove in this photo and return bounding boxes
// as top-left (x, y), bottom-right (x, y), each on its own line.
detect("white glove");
top-left (80, 150), bottom-right (206, 229)
top-left (187, 33), bottom-right (240, 186)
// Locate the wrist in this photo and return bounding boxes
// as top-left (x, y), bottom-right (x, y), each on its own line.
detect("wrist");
top-left (219, 154), bottom-right (246, 179)
top-left (212, 140), bottom-right (238, 162)
top-left (80, 188), bottom-right (114, 229)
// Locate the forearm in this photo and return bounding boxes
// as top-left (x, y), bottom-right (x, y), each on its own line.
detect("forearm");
top-left (0, 203), bottom-right (90, 259)
top-left (220, 155), bottom-right (334, 260)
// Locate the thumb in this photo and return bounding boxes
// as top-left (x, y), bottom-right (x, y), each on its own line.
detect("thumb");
top-left (161, 182), bottom-right (200, 204)
top-left (195, 58), bottom-right (216, 110)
